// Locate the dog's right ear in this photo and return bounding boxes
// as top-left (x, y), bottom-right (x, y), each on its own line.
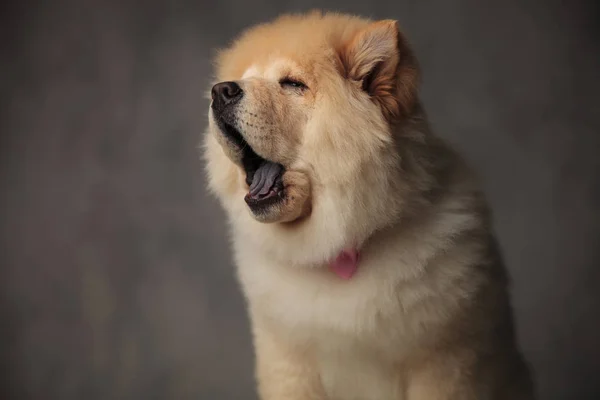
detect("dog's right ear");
top-left (339, 20), bottom-right (420, 120)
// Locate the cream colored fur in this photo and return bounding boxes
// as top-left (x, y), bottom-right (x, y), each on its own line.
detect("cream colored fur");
top-left (204, 11), bottom-right (534, 400)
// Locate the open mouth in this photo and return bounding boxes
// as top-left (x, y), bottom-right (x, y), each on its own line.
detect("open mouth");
top-left (218, 120), bottom-right (285, 211)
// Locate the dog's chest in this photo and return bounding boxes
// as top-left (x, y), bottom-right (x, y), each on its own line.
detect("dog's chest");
top-left (316, 337), bottom-right (404, 400)
top-left (237, 256), bottom-right (413, 399)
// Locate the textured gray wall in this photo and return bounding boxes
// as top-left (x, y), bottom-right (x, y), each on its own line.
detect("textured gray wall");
top-left (1, 0), bottom-right (599, 399)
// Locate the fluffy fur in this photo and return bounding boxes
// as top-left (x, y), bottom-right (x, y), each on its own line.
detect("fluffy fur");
top-left (204, 11), bottom-right (534, 400)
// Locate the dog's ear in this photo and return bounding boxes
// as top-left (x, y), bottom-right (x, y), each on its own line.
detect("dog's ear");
top-left (339, 20), bottom-right (420, 120)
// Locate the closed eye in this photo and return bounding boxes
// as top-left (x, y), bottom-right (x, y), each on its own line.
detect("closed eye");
top-left (279, 77), bottom-right (308, 91)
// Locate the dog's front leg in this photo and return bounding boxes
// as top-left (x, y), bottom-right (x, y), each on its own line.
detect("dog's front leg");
top-left (407, 361), bottom-right (480, 400)
top-left (405, 348), bottom-right (531, 400)
top-left (252, 315), bottom-right (326, 400)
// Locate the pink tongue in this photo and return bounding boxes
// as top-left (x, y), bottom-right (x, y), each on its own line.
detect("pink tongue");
top-left (329, 248), bottom-right (359, 280)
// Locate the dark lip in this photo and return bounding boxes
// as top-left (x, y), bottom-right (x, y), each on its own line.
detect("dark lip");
top-left (215, 116), bottom-right (263, 186)
top-left (215, 115), bottom-right (246, 149)
top-left (244, 190), bottom-right (284, 213)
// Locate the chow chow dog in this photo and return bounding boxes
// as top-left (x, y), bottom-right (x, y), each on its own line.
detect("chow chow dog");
top-left (203, 10), bottom-right (534, 400)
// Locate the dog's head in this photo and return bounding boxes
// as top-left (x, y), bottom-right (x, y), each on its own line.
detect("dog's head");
top-left (205, 12), bottom-right (421, 265)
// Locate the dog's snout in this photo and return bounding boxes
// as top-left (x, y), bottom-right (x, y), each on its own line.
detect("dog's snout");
top-left (211, 81), bottom-right (243, 110)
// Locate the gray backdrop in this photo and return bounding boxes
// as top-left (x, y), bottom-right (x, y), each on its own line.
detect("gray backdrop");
top-left (1, 0), bottom-right (599, 399)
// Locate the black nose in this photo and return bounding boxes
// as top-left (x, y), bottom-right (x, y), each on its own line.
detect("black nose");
top-left (211, 81), bottom-right (243, 110)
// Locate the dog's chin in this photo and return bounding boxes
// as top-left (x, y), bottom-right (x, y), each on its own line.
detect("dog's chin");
top-left (215, 119), bottom-right (291, 223)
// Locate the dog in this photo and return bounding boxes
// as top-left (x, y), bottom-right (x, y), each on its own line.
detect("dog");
top-left (203, 11), bottom-right (534, 400)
